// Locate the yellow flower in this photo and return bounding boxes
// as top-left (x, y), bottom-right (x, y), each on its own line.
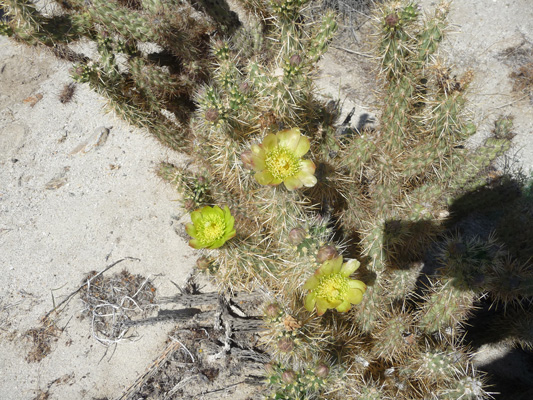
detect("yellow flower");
top-left (303, 255), bottom-right (366, 316)
top-left (185, 205), bottom-right (236, 249)
top-left (250, 128), bottom-right (317, 191)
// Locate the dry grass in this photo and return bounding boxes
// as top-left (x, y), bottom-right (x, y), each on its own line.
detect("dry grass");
top-left (24, 316), bottom-right (61, 363)
top-left (79, 269), bottom-right (158, 345)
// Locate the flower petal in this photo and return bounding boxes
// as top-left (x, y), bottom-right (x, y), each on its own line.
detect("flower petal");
top-left (190, 210), bottom-right (203, 225)
top-left (335, 300), bottom-right (352, 313)
top-left (255, 170), bottom-right (275, 185)
top-left (188, 239), bottom-right (204, 249)
top-left (208, 238), bottom-right (227, 249)
top-left (340, 259), bottom-right (361, 277)
top-left (213, 205), bottom-right (224, 218)
top-left (199, 206), bottom-right (216, 217)
top-left (251, 154), bottom-right (265, 171)
top-left (251, 143), bottom-right (265, 157)
top-left (300, 159), bottom-right (316, 174)
top-left (304, 292), bottom-right (317, 312)
top-left (262, 133), bottom-right (278, 151)
top-left (315, 297), bottom-right (330, 316)
top-left (348, 279), bottom-right (367, 293)
top-left (278, 128), bottom-right (300, 151)
top-left (185, 223), bottom-right (197, 238)
top-left (284, 176), bottom-right (303, 191)
top-left (317, 260), bottom-right (334, 276)
top-left (346, 288), bottom-right (364, 305)
top-left (224, 210), bottom-right (232, 222)
top-left (298, 173), bottom-right (317, 188)
top-left (293, 134), bottom-right (310, 157)
top-left (330, 255), bottom-right (344, 274)
top-left (226, 229), bottom-right (236, 240)
top-left (303, 275), bottom-right (320, 290)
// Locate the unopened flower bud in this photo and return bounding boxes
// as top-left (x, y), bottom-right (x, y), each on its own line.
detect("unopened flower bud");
top-left (289, 54), bottom-right (302, 66)
top-left (315, 363), bottom-right (329, 379)
top-left (316, 245), bottom-right (339, 263)
top-left (196, 256), bottom-right (211, 270)
top-left (264, 362), bottom-right (275, 375)
top-left (265, 303), bottom-right (281, 318)
top-left (288, 227), bottom-right (306, 245)
top-left (240, 150), bottom-right (254, 170)
top-left (277, 337), bottom-right (294, 353)
top-left (205, 108), bottom-right (219, 122)
top-left (239, 81), bottom-right (250, 93)
top-left (281, 370), bottom-right (297, 384)
top-left (385, 13), bottom-right (399, 27)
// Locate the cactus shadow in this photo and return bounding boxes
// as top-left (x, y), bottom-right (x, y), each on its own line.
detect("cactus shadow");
top-left (193, 0), bottom-right (241, 35)
top-left (371, 174), bottom-right (533, 399)
top-left (414, 174), bottom-right (533, 399)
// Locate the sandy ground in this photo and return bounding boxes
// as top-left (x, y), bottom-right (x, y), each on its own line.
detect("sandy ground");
top-left (0, 37), bottom-right (198, 399)
top-left (1, 0), bottom-right (533, 399)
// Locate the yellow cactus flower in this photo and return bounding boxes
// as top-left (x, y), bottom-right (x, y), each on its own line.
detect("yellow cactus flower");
top-left (303, 255), bottom-right (366, 316)
top-left (185, 205), bottom-right (236, 249)
top-left (250, 128), bottom-right (317, 191)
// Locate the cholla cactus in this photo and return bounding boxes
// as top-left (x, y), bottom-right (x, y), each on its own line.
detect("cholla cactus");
top-left (6, 0), bottom-right (526, 398)
top-left (175, 1), bottom-right (516, 398)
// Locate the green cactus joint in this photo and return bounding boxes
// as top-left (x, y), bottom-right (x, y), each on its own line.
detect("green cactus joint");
top-left (251, 128), bottom-right (317, 190)
top-left (186, 205), bottom-right (236, 249)
top-left (303, 255), bottom-right (367, 316)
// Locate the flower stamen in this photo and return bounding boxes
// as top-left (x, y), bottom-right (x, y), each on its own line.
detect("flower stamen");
top-left (265, 146), bottom-right (301, 180)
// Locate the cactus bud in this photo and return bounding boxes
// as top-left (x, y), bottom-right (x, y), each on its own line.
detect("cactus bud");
top-left (315, 363), bottom-right (329, 379)
top-left (316, 245), bottom-right (339, 263)
top-left (205, 108), bottom-right (219, 122)
top-left (281, 370), bottom-right (297, 384)
top-left (288, 227), bottom-right (307, 245)
top-left (264, 362), bottom-right (275, 375)
top-left (239, 81), bottom-right (251, 93)
top-left (277, 337), bottom-right (294, 353)
top-left (196, 256), bottom-right (211, 270)
top-left (385, 13), bottom-right (399, 28)
top-left (265, 302), bottom-right (281, 318)
top-left (289, 54), bottom-right (302, 66)
top-left (240, 150), bottom-right (254, 170)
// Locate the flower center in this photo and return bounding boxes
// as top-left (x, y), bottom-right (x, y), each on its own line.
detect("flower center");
top-left (265, 146), bottom-right (301, 180)
top-left (316, 274), bottom-right (349, 303)
top-left (197, 215), bottom-right (226, 244)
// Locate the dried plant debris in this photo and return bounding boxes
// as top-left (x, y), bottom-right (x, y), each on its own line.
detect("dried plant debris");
top-left (79, 269), bottom-right (157, 345)
top-left (24, 316), bottom-right (62, 363)
top-left (31, 390), bottom-right (49, 400)
top-left (500, 38), bottom-right (533, 102)
top-left (510, 62), bottom-right (533, 99)
top-left (59, 82), bottom-right (76, 104)
top-left (123, 326), bottom-right (266, 399)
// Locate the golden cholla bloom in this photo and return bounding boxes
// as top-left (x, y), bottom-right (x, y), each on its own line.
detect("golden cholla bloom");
top-left (303, 255), bottom-right (366, 316)
top-left (185, 205), bottom-right (236, 249)
top-left (250, 128), bottom-right (317, 191)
